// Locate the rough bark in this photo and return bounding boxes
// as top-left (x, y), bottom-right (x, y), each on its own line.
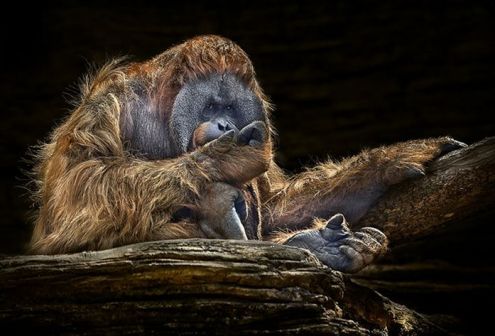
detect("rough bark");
top-left (0, 239), bottom-right (446, 335)
top-left (357, 137), bottom-right (495, 245)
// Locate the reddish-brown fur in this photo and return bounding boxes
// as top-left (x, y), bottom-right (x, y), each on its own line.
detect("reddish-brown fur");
top-left (29, 35), bottom-right (454, 254)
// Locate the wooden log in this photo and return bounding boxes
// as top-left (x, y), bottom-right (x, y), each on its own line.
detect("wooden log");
top-left (0, 239), bottom-right (447, 335)
top-left (357, 137), bottom-right (495, 245)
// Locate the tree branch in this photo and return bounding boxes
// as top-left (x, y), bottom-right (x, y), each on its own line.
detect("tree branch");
top-left (357, 137), bottom-right (495, 245)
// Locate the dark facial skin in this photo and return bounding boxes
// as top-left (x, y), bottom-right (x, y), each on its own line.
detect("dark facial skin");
top-left (170, 72), bottom-right (265, 153)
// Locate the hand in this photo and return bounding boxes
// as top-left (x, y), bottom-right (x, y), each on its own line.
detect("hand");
top-left (378, 136), bottom-right (467, 184)
top-left (284, 214), bottom-right (388, 273)
top-left (198, 183), bottom-right (248, 240)
top-left (238, 121), bottom-right (268, 148)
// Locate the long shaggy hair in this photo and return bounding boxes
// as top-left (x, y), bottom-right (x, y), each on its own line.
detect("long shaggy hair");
top-left (29, 35), bottom-right (273, 253)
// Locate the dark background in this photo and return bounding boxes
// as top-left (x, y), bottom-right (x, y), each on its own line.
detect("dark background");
top-left (0, 0), bottom-right (494, 332)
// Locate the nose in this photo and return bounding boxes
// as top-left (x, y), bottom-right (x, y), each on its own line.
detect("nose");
top-left (217, 118), bottom-right (232, 132)
top-left (193, 117), bottom-right (239, 148)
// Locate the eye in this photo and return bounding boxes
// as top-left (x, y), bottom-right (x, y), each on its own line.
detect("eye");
top-left (207, 103), bottom-right (214, 109)
top-left (226, 105), bottom-right (232, 110)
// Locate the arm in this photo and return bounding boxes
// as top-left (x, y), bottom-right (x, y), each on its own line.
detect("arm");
top-left (262, 137), bottom-right (466, 236)
top-left (259, 138), bottom-right (464, 273)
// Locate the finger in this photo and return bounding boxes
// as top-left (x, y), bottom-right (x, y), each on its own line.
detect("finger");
top-left (354, 232), bottom-right (382, 251)
top-left (200, 222), bottom-right (222, 239)
top-left (216, 129), bottom-right (236, 143)
top-left (338, 246), bottom-right (365, 273)
top-left (342, 237), bottom-right (375, 264)
top-left (320, 226), bottom-right (351, 242)
top-left (360, 227), bottom-right (388, 245)
top-left (204, 130), bottom-right (236, 154)
top-left (325, 214), bottom-right (351, 231)
top-left (250, 121), bottom-right (268, 144)
top-left (238, 121), bottom-right (267, 146)
top-left (439, 138), bottom-right (467, 156)
top-left (321, 214), bottom-right (351, 241)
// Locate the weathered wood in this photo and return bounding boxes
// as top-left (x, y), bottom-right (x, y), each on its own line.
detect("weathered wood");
top-left (354, 261), bottom-right (495, 299)
top-left (0, 239), bottom-right (448, 335)
top-left (351, 260), bottom-right (495, 335)
top-left (358, 137), bottom-right (495, 245)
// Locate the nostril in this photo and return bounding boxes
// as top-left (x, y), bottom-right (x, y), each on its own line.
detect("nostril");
top-left (217, 120), bottom-right (232, 132)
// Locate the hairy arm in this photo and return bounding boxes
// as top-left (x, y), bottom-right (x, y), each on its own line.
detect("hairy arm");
top-left (255, 139), bottom-right (464, 273)
top-left (261, 137), bottom-right (465, 238)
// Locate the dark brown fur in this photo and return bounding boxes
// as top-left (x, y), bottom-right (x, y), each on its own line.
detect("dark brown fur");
top-left (29, 35), bottom-right (455, 254)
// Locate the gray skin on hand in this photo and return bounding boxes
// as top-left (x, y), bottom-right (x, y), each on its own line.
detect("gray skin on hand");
top-left (284, 214), bottom-right (388, 273)
top-left (207, 120), bottom-right (267, 149)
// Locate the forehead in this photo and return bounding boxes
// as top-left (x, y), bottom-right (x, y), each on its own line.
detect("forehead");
top-left (188, 72), bottom-right (253, 101)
